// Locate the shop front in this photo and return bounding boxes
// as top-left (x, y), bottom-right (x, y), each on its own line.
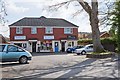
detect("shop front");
top-left (12, 35), bottom-right (78, 53)
top-left (12, 40), bottom-right (77, 53)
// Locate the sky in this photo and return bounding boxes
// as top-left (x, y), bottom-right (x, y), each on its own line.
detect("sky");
top-left (0, 0), bottom-right (113, 37)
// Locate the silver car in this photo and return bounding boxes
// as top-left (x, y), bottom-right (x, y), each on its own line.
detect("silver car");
top-left (75, 44), bottom-right (93, 55)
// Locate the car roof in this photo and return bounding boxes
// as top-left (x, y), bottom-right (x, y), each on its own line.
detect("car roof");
top-left (0, 44), bottom-right (15, 46)
top-left (85, 44), bottom-right (93, 47)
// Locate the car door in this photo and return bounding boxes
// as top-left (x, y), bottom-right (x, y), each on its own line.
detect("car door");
top-left (3, 45), bottom-right (21, 62)
top-left (0, 45), bottom-right (6, 62)
top-left (86, 45), bottom-right (93, 52)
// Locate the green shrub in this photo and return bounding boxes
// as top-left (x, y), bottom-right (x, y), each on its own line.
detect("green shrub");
top-left (78, 39), bottom-right (92, 45)
top-left (101, 38), bottom-right (116, 44)
top-left (78, 37), bottom-right (117, 45)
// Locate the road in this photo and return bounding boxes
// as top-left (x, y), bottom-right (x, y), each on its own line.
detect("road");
top-left (1, 53), bottom-right (119, 79)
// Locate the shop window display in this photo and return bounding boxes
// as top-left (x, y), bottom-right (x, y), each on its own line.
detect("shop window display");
top-left (40, 41), bottom-right (52, 51)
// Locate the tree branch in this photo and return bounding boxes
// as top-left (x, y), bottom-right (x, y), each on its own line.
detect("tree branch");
top-left (72, 9), bottom-right (84, 18)
top-left (49, 0), bottom-right (75, 9)
top-left (0, 0), bottom-right (7, 25)
top-left (77, 0), bottom-right (92, 14)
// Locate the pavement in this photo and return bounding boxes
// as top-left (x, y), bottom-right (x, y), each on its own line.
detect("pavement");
top-left (1, 52), bottom-right (119, 80)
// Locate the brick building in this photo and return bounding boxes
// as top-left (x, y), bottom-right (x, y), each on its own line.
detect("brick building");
top-left (9, 16), bottom-right (78, 52)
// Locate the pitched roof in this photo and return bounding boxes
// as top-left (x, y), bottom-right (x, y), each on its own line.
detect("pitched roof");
top-left (9, 16), bottom-right (79, 27)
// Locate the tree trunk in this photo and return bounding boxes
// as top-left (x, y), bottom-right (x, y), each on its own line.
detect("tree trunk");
top-left (90, 14), bottom-right (104, 52)
top-left (89, 1), bottom-right (105, 53)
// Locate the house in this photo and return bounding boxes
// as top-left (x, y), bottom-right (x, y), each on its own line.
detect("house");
top-left (78, 32), bottom-right (91, 39)
top-left (0, 34), bottom-right (7, 43)
top-left (100, 31), bottom-right (110, 38)
top-left (9, 16), bottom-right (78, 52)
top-left (78, 31), bottom-right (110, 39)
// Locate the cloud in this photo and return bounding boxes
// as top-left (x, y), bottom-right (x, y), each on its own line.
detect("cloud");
top-left (9, 0), bottom-right (69, 4)
top-left (3, 0), bottom-right (111, 38)
top-left (8, 0), bottom-right (115, 3)
top-left (6, 1), bottom-right (29, 14)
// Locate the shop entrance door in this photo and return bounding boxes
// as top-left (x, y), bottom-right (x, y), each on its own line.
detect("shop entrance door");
top-left (54, 42), bottom-right (59, 52)
top-left (32, 42), bottom-right (37, 52)
top-left (61, 42), bottom-right (65, 52)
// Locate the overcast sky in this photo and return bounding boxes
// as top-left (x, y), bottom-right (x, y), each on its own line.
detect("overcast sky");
top-left (0, 0), bottom-right (113, 37)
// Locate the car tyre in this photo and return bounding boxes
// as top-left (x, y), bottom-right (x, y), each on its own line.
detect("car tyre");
top-left (81, 51), bottom-right (86, 55)
top-left (19, 56), bottom-right (28, 64)
top-left (76, 53), bottom-right (80, 55)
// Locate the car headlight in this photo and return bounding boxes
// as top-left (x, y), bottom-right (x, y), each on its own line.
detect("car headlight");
top-left (67, 49), bottom-right (70, 51)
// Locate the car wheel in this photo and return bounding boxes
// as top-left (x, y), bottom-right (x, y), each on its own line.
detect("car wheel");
top-left (76, 53), bottom-right (80, 55)
top-left (19, 56), bottom-right (28, 64)
top-left (81, 51), bottom-right (86, 55)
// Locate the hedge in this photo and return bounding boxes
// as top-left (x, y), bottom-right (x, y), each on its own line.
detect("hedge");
top-left (78, 38), bottom-right (117, 45)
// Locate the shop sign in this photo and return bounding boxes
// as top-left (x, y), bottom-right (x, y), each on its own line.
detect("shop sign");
top-left (14, 36), bottom-right (26, 40)
top-left (67, 35), bottom-right (76, 39)
top-left (44, 36), bottom-right (54, 40)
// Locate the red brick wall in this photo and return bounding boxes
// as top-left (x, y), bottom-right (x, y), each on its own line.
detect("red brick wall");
top-left (10, 27), bottom-right (78, 41)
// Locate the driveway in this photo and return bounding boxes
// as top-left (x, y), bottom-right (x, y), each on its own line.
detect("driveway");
top-left (1, 53), bottom-right (119, 79)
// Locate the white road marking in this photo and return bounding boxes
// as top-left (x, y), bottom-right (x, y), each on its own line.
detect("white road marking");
top-left (40, 70), bottom-right (71, 78)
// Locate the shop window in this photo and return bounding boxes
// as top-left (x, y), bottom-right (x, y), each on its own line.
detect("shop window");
top-left (40, 41), bottom-right (52, 50)
top-left (23, 43), bottom-right (27, 48)
top-left (68, 42), bottom-right (74, 47)
top-left (16, 27), bottom-right (23, 34)
top-left (14, 43), bottom-right (22, 47)
top-left (68, 42), bottom-right (72, 47)
top-left (14, 43), bottom-right (27, 48)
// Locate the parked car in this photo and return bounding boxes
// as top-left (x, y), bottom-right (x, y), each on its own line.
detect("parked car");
top-left (75, 44), bottom-right (93, 55)
top-left (0, 44), bottom-right (32, 64)
top-left (66, 45), bottom-right (84, 53)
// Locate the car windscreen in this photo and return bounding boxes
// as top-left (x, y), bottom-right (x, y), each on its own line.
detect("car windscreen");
top-left (0, 45), bottom-right (5, 52)
top-left (76, 46), bottom-right (84, 49)
top-left (73, 46), bottom-right (77, 48)
top-left (79, 46), bottom-right (84, 48)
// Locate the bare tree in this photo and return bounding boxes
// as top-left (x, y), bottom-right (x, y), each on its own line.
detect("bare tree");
top-left (78, 0), bottom-right (104, 52)
top-left (49, 0), bottom-right (114, 53)
top-left (0, 0), bottom-right (7, 25)
top-left (99, 1), bottom-right (114, 27)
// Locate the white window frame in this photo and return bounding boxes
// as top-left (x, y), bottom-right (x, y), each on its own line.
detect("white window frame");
top-left (64, 28), bottom-right (73, 34)
top-left (31, 27), bottom-right (37, 34)
top-left (16, 27), bottom-right (23, 34)
top-left (45, 27), bottom-right (53, 34)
